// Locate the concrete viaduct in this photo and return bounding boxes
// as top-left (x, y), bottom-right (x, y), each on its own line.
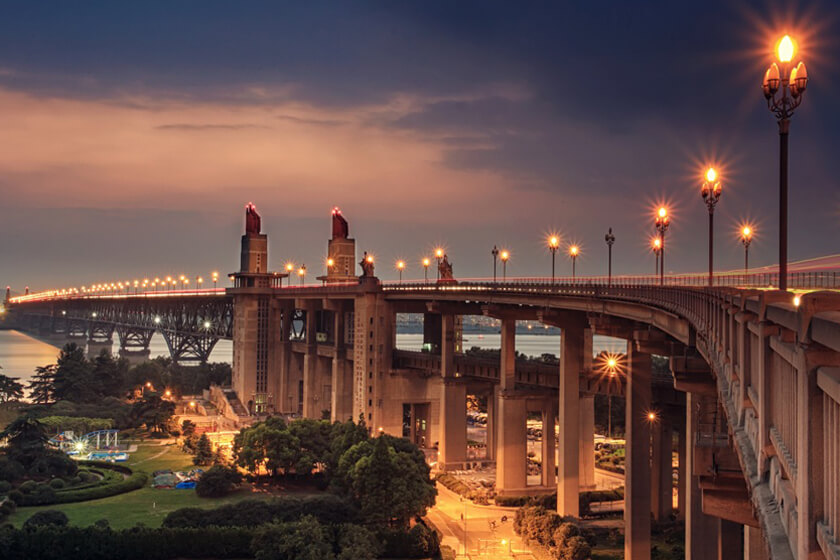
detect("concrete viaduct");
top-left (6, 208), bottom-right (840, 560)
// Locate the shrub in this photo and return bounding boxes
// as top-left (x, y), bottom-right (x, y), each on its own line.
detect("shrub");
top-left (0, 480), bottom-right (11, 493)
top-left (23, 509), bottom-right (69, 529)
top-left (163, 495), bottom-right (359, 528)
top-left (560, 536), bottom-right (591, 560)
top-left (49, 478), bottom-right (66, 489)
top-left (8, 489), bottom-right (24, 504)
top-left (18, 480), bottom-right (37, 494)
top-left (379, 522), bottom-right (440, 558)
top-left (195, 465), bottom-right (241, 498)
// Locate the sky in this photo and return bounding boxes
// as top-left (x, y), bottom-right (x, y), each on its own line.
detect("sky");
top-left (1, 1), bottom-right (839, 292)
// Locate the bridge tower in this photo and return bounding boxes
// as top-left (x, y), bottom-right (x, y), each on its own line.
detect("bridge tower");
top-left (230, 203), bottom-right (287, 415)
top-left (318, 207), bottom-right (356, 284)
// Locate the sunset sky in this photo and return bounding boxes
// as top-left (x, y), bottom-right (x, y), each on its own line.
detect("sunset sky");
top-left (2, 1), bottom-right (839, 291)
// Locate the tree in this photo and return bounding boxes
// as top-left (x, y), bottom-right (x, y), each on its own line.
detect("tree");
top-left (233, 417), bottom-right (300, 476)
top-left (52, 343), bottom-right (96, 402)
top-left (344, 435), bottom-right (437, 528)
top-left (194, 434), bottom-right (214, 466)
top-left (336, 523), bottom-right (381, 560)
top-left (131, 393), bottom-right (175, 433)
top-left (1, 414), bottom-right (48, 464)
top-left (23, 509), bottom-right (69, 529)
top-left (181, 419), bottom-right (196, 437)
top-left (195, 465), bottom-right (241, 497)
top-left (0, 369), bottom-right (24, 403)
top-left (27, 365), bottom-right (57, 404)
top-left (251, 516), bottom-right (335, 560)
top-left (90, 350), bottom-right (128, 398)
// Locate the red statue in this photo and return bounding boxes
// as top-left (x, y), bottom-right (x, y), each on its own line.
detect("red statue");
top-left (331, 207), bottom-right (349, 239)
top-left (245, 203), bottom-right (261, 235)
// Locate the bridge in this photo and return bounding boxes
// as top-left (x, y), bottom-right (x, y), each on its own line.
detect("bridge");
top-left (5, 206), bottom-right (840, 560)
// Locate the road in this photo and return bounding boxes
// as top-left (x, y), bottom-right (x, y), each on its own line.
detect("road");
top-left (428, 482), bottom-right (536, 559)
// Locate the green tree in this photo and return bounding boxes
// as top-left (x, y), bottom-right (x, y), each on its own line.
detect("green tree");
top-left (23, 509), bottom-right (69, 529)
top-left (0, 369), bottom-right (24, 403)
top-left (336, 523), bottom-right (381, 560)
top-left (27, 365), bottom-right (57, 404)
top-left (1, 414), bottom-right (48, 464)
top-left (195, 465), bottom-right (241, 497)
top-left (344, 435), bottom-right (436, 527)
top-left (181, 419), bottom-right (196, 437)
top-left (251, 515), bottom-right (335, 560)
top-left (90, 350), bottom-right (128, 398)
top-left (131, 393), bottom-right (175, 433)
top-left (233, 417), bottom-right (300, 476)
top-left (52, 343), bottom-right (95, 402)
top-left (194, 434), bottom-right (214, 466)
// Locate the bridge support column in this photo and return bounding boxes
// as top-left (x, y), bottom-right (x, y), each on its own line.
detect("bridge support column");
top-left (330, 309), bottom-right (352, 422)
top-left (651, 419), bottom-right (674, 521)
top-left (677, 424), bottom-right (687, 521)
top-left (496, 318), bottom-right (527, 493)
top-left (558, 324), bottom-right (584, 516)
top-left (87, 340), bottom-right (112, 358)
top-left (542, 399), bottom-right (556, 488)
top-left (302, 304), bottom-right (319, 418)
top-left (496, 394), bottom-right (527, 493)
top-left (743, 526), bottom-right (768, 560)
top-left (119, 348), bottom-right (151, 365)
top-left (274, 302), bottom-right (293, 414)
top-left (485, 389), bottom-right (497, 461)
top-left (686, 391), bottom-right (719, 560)
top-left (579, 394), bottom-right (595, 489)
top-left (718, 519), bottom-right (743, 560)
top-left (624, 342), bottom-right (652, 560)
top-left (438, 380), bottom-right (467, 470)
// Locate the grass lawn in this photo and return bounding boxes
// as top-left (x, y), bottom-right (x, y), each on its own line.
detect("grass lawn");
top-left (7, 442), bottom-right (272, 529)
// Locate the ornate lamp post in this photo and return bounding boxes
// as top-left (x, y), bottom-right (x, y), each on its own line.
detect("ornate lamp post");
top-left (435, 248), bottom-right (444, 281)
top-left (285, 263), bottom-right (295, 287)
top-left (569, 245), bottom-right (579, 280)
top-left (701, 167), bottom-right (722, 286)
top-left (211, 271), bottom-right (219, 289)
top-left (763, 35), bottom-right (808, 291)
top-left (548, 236), bottom-right (560, 283)
top-left (500, 250), bottom-right (509, 281)
top-left (652, 238), bottom-right (662, 276)
top-left (491, 245), bottom-right (499, 282)
top-left (298, 265), bottom-right (306, 286)
top-left (654, 207), bottom-right (670, 285)
top-left (604, 228), bottom-right (615, 286)
top-left (396, 260), bottom-right (405, 283)
top-left (741, 226), bottom-right (753, 275)
top-left (422, 258), bottom-right (431, 284)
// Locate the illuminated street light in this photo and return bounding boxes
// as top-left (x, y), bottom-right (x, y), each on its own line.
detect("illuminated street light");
top-left (212, 271), bottom-right (219, 289)
top-left (500, 249), bottom-right (510, 281)
top-left (651, 237), bottom-right (662, 276)
top-left (701, 167), bottom-right (722, 286)
top-left (285, 263), bottom-right (295, 288)
top-left (422, 257), bottom-right (431, 284)
top-left (741, 225), bottom-right (754, 275)
top-left (654, 207), bottom-right (670, 285)
top-left (298, 264), bottom-right (307, 286)
top-left (647, 411), bottom-right (659, 423)
top-left (763, 34), bottom-right (808, 291)
top-left (568, 245), bottom-right (579, 280)
top-left (396, 260), bottom-right (406, 283)
top-left (547, 235), bottom-right (560, 283)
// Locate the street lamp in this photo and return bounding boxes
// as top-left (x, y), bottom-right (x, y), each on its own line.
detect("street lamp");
top-left (285, 263), bottom-right (295, 287)
top-left (396, 260), bottom-right (405, 283)
top-left (763, 34), bottom-right (808, 291)
top-left (741, 225), bottom-right (753, 276)
top-left (547, 235), bottom-right (560, 283)
top-left (654, 207), bottom-right (670, 285)
top-left (568, 245), bottom-right (579, 280)
top-left (211, 271), bottom-right (219, 289)
top-left (651, 237), bottom-right (662, 276)
top-left (435, 248), bottom-right (444, 281)
top-left (298, 265), bottom-right (306, 286)
top-left (604, 228), bottom-right (615, 286)
top-left (500, 249), bottom-right (510, 281)
top-left (701, 167), bottom-right (722, 286)
top-left (491, 245), bottom-right (499, 282)
top-left (422, 257), bottom-right (431, 284)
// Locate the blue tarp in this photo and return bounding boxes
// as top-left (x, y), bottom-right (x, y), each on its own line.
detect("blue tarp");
top-left (175, 481), bottom-right (196, 489)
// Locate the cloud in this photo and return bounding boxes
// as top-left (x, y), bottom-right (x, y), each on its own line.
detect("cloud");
top-left (156, 123), bottom-right (271, 131)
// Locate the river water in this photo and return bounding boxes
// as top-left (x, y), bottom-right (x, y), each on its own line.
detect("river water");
top-left (0, 330), bottom-right (626, 387)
